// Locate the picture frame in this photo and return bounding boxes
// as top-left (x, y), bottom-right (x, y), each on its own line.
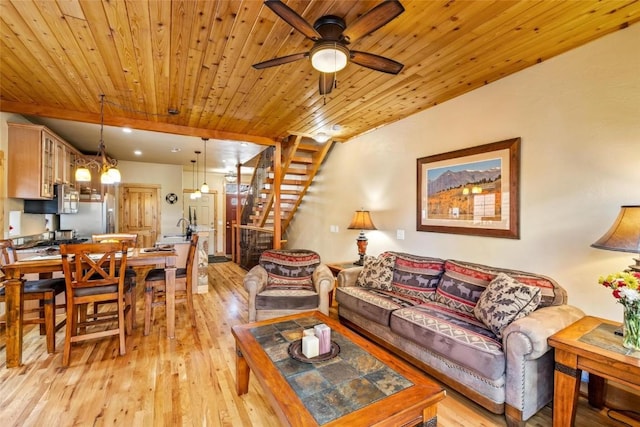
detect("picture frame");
top-left (417, 137), bottom-right (520, 239)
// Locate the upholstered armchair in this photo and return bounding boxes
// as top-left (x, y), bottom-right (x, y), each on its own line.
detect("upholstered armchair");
top-left (244, 249), bottom-right (334, 322)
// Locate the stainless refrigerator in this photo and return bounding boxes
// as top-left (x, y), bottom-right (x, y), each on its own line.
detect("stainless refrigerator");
top-left (60, 193), bottom-right (115, 237)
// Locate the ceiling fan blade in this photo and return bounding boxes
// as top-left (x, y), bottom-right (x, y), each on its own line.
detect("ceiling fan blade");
top-left (319, 73), bottom-right (335, 95)
top-left (264, 0), bottom-right (321, 41)
top-left (342, 0), bottom-right (405, 44)
top-left (253, 52), bottom-right (308, 69)
top-left (351, 51), bottom-right (404, 74)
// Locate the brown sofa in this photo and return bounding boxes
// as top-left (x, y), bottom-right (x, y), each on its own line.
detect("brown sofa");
top-left (336, 251), bottom-right (584, 426)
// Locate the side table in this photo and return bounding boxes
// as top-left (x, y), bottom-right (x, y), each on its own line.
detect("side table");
top-left (326, 261), bottom-right (360, 306)
top-left (547, 316), bottom-right (640, 427)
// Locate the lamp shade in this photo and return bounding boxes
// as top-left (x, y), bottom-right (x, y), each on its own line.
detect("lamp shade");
top-left (347, 210), bottom-right (377, 231)
top-left (591, 205), bottom-right (640, 253)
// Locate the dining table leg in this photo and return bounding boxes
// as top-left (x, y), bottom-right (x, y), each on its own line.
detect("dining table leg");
top-left (4, 276), bottom-right (25, 368)
top-left (164, 256), bottom-right (177, 339)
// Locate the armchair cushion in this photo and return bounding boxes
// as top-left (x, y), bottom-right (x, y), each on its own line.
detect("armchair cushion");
top-left (260, 249), bottom-right (321, 291)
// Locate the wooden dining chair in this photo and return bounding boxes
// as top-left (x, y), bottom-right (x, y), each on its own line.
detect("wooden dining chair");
top-left (91, 233), bottom-right (138, 326)
top-left (59, 242), bottom-right (132, 366)
top-left (0, 239), bottom-right (66, 353)
top-left (144, 234), bottom-right (198, 335)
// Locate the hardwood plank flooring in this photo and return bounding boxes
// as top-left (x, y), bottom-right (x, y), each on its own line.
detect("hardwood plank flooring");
top-left (0, 262), bottom-right (634, 426)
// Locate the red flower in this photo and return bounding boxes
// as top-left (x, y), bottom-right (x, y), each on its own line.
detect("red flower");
top-left (613, 289), bottom-right (622, 299)
top-left (602, 281), bottom-right (612, 288)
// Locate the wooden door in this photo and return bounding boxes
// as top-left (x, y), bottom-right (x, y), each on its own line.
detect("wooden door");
top-left (225, 193), bottom-right (245, 255)
top-left (118, 184), bottom-right (160, 247)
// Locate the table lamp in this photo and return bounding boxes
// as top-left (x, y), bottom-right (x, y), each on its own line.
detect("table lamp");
top-left (347, 210), bottom-right (377, 266)
top-left (591, 205), bottom-right (640, 272)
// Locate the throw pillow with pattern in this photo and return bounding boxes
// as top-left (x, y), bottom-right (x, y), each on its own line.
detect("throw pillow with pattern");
top-left (474, 273), bottom-right (541, 339)
top-left (355, 252), bottom-right (396, 291)
top-left (260, 249), bottom-right (320, 291)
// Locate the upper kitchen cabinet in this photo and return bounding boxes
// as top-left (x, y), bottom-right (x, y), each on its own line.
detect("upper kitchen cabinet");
top-left (7, 122), bottom-right (81, 199)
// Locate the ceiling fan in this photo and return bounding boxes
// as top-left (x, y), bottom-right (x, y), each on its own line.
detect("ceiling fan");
top-left (253, 0), bottom-right (405, 95)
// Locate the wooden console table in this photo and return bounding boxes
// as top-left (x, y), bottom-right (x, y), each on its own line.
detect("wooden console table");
top-left (548, 316), bottom-right (640, 427)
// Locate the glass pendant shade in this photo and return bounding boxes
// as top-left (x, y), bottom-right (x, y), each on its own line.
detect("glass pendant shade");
top-left (75, 167), bottom-right (91, 182)
top-left (107, 168), bottom-right (121, 183)
top-left (200, 182), bottom-right (209, 193)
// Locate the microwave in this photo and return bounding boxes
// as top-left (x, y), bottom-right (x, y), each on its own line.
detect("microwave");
top-left (24, 184), bottom-right (79, 214)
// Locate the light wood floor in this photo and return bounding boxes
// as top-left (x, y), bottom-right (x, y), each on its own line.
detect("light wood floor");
top-left (0, 262), bottom-right (635, 426)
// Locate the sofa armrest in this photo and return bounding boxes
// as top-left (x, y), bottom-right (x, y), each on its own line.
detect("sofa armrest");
top-left (243, 265), bottom-right (268, 294)
top-left (503, 304), bottom-right (585, 359)
top-left (313, 264), bottom-right (335, 294)
top-left (502, 304), bottom-right (585, 420)
top-left (337, 267), bottom-right (363, 288)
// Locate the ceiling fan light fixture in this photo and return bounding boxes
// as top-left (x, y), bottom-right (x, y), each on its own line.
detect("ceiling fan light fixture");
top-left (310, 42), bottom-right (348, 73)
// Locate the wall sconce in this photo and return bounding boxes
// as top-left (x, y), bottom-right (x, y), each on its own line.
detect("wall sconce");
top-left (347, 210), bottom-right (377, 266)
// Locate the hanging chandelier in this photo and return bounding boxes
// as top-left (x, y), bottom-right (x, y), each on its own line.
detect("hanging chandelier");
top-left (200, 138), bottom-right (209, 193)
top-left (75, 94), bottom-right (121, 184)
top-left (224, 171), bottom-right (237, 183)
top-left (189, 159), bottom-right (199, 200)
top-left (193, 151), bottom-right (202, 199)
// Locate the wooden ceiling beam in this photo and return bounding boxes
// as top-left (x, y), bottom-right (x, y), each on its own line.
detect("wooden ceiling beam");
top-left (0, 100), bottom-right (276, 147)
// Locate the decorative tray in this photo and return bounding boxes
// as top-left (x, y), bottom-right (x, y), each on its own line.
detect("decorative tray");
top-left (288, 340), bottom-right (340, 363)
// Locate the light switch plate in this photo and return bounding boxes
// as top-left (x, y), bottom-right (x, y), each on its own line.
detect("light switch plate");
top-left (396, 229), bottom-right (405, 240)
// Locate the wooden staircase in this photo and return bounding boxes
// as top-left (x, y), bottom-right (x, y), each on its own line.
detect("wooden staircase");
top-left (248, 134), bottom-right (333, 233)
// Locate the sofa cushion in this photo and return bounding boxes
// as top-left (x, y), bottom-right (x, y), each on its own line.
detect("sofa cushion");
top-left (355, 252), bottom-right (396, 290)
top-left (336, 286), bottom-right (421, 327)
top-left (390, 302), bottom-right (505, 381)
top-left (435, 260), bottom-right (563, 316)
top-left (260, 249), bottom-right (320, 291)
top-left (389, 252), bottom-right (445, 303)
top-left (474, 273), bottom-right (542, 338)
top-left (255, 289), bottom-right (319, 311)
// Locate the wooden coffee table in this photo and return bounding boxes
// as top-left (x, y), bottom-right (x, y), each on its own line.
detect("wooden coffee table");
top-left (231, 311), bottom-right (445, 426)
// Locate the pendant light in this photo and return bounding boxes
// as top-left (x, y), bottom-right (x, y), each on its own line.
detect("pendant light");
top-left (75, 94), bottom-right (121, 184)
top-left (200, 138), bottom-right (209, 193)
top-left (193, 151), bottom-right (202, 199)
top-left (190, 160), bottom-right (198, 200)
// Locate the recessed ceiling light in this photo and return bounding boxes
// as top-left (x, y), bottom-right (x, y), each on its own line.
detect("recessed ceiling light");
top-left (170, 147), bottom-right (181, 153)
top-left (122, 127), bottom-right (132, 133)
top-left (134, 150), bottom-right (142, 156)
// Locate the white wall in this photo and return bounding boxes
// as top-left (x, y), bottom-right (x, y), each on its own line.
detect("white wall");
top-left (286, 24), bottom-right (640, 321)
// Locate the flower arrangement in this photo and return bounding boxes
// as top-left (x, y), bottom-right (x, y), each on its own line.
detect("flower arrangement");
top-left (599, 271), bottom-right (640, 351)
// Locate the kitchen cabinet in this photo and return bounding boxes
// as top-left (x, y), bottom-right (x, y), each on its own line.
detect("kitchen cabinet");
top-left (7, 123), bottom-right (55, 199)
top-left (54, 139), bottom-right (80, 186)
top-left (7, 123), bottom-right (82, 199)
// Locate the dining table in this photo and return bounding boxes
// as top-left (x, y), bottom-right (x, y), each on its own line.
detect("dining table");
top-left (2, 247), bottom-right (178, 368)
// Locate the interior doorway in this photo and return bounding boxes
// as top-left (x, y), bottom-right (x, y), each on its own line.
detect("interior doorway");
top-left (225, 185), bottom-right (247, 255)
top-left (183, 191), bottom-right (217, 255)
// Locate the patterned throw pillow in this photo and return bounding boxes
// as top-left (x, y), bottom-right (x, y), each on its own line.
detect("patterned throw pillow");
top-left (259, 249), bottom-right (320, 291)
top-left (355, 252), bottom-right (396, 291)
top-left (390, 252), bottom-right (445, 303)
top-left (474, 273), bottom-right (541, 339)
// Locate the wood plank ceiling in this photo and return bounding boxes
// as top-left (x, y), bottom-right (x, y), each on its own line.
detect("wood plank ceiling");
top-left (1, 0), bottom-right (639, 151)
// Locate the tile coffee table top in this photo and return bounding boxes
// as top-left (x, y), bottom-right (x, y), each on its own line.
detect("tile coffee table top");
top-left (249, 317), bottom-right (413, 425)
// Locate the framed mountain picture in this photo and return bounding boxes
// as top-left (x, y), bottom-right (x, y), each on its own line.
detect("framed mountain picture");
top-left (417, 138), bottom-right (520, 239)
